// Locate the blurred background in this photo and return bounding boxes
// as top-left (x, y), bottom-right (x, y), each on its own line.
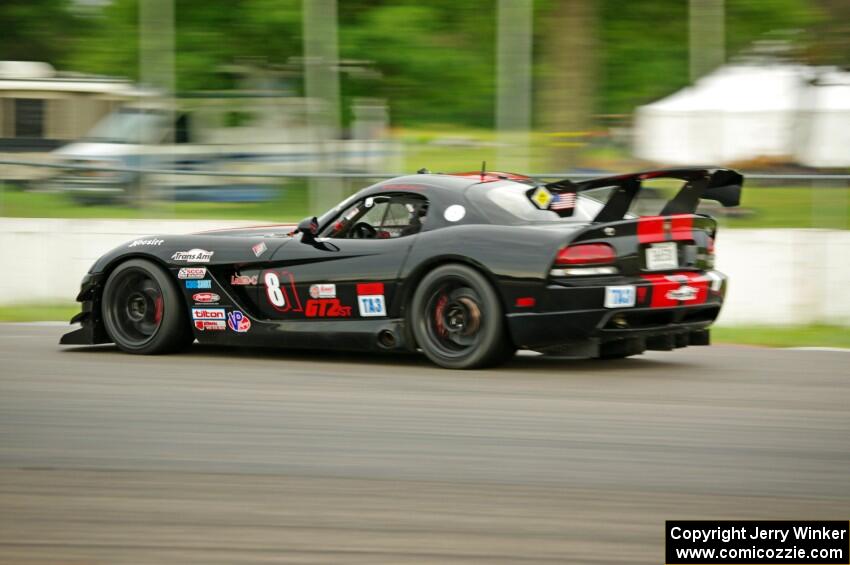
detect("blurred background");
top-left (0, 0), bottom-right (848, 343)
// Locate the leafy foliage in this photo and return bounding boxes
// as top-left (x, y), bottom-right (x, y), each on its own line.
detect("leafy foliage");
top-left (0, 0), bottom-right (834, 127)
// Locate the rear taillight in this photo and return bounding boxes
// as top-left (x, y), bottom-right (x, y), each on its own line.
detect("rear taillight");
top-left (551, 243), bottom-right (618, 277)
top-left (555, 243), bottom-right (615, 265)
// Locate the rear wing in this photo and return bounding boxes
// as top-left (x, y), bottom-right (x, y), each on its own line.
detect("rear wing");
top-left (541, 168), bottom-right (743, 222)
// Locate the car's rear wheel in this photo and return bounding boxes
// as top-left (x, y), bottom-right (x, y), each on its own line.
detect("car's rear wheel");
top-left (102, 258), bottom-right (193, 354)
top-left (410, 264), bottom-right (514, 369)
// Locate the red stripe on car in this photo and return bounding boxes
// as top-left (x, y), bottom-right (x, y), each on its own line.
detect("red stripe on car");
top-left (637, 215), bottom-right (695, 243)
top-left (640, 272), bottom-right (709, 308)
top-left (637, 216), bottom-right (665, 243)
top-left (357, 282), bottom-right (384, 295)
top-left (670, 215), bottom-right (694, 241)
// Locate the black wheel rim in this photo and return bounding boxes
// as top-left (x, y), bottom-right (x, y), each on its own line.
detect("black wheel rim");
top-left (423, 278), bottom-right (485, 357)
top-left (106, 267), bottom-right (164, 347)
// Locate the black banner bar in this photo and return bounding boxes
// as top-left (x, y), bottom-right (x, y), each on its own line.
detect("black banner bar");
top-left (666, 521), bottom-right (849, 564)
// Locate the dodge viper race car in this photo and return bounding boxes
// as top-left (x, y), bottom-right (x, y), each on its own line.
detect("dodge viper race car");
top-left (61, 167), bottom-right (742, 369)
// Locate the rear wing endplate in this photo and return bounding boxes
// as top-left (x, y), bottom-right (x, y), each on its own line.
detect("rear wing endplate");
top-left (542, 168), bottom-right (743, 222)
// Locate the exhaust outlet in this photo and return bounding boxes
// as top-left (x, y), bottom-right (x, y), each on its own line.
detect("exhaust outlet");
top-left (377, 329), bottom-right (397, 349)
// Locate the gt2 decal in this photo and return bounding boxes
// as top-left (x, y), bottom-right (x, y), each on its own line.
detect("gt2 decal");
top-left (262, 270), bottom-right (303, 313)
top-left (305, 299), bottom-right (352, 318)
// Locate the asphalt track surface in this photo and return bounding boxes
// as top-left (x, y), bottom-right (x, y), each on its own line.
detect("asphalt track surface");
top-left (0, 324), bottom-right (848, 564)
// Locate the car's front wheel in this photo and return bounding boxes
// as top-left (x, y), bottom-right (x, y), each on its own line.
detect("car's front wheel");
top-left (410, 264), bottom-right (514, 369)
top-left (102, 258), bottom-right (193, 354)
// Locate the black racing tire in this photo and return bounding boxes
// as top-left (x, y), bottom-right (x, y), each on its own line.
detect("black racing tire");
top-left (410, 264), bottom-right (514, 369)
top-left (102, 258), bottom-right (193, 354)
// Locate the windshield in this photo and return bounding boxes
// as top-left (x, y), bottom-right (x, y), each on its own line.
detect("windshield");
top-left (467, 182), bottom-right (606, 224)
top-left (84, 108), bottom-right (167, 144)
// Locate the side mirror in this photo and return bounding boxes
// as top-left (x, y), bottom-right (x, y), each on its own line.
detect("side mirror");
top-left (296, 216), bottom-right (319, 243)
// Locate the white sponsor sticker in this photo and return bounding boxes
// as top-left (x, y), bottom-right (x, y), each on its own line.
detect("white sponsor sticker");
top-left (309, 284), bottom-right (336, 299)
top-left (172, 249), bottom-right (214, 263)
top-left (604, 285), bottom-right (636, 308)
top-left (443, 204), bottom-right (466, 222)
top-left (357, 295), bottom-right (386, 317)
top-left (666, 285), bottom-right (699, 301)
top-left (178, 267), bottom-right (207, 279)
top-left (645, 241), bottom-right (678, 271)
top-left (128, 238), bottom-right (164, 247)
top-left (192, 308), bottom-right (226, 320)
top-left (192, 292), bottom-right (220, 304)
top-left (252, 241), bottom-right (267, 257)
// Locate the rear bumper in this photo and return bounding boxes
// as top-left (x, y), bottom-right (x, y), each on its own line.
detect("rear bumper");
top-left (506, 270), bottom-right (727, 354)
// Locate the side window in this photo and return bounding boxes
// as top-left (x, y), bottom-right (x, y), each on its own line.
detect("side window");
top-left (324, 194), bottom-right (428, 239)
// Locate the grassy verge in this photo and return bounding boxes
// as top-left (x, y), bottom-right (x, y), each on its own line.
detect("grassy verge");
top-left (712, 325), bottom-right (850, 349)
top-left (0, 303), bottom-right (79, 323)
top-left (1, 303), bottom-right (847, 350)
top-left (0, 182), bottom-right (312, 222)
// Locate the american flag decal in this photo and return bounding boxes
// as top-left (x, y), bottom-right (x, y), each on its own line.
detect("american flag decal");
top-left (550, 192), bottom-right (576, 210)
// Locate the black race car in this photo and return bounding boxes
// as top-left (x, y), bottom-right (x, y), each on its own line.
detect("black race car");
top-left (61, 167), bottom-right (742, 369)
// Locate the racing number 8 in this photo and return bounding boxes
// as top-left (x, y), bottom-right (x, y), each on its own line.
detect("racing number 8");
top-left (264, 272), bottom-right (286, 308)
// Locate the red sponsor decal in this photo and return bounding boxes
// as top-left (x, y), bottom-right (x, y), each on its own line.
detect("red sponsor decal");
top-left (356, 282), bottom-right (384, 296)
top-left (640, 272), bottom-right (709, 308)
top-left (305, 298), bottom-right (352, 318)
top-left (192, 292), bottom-right (220, 303)
top-left (637, 215), bottom-right (694, 243)
top-left (231, 274), bottom-right (258, 285)
top-left (194, 320), bottom-right (226, 331)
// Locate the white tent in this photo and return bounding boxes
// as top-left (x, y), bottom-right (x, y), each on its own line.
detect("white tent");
top-left (634, 63), bottom-right (810, 165)
top-left (793, 71), bottom-right (850, 167)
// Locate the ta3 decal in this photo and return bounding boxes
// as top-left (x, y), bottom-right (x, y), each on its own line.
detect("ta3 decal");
top-left (357, 283), bottom-right (386, 317)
